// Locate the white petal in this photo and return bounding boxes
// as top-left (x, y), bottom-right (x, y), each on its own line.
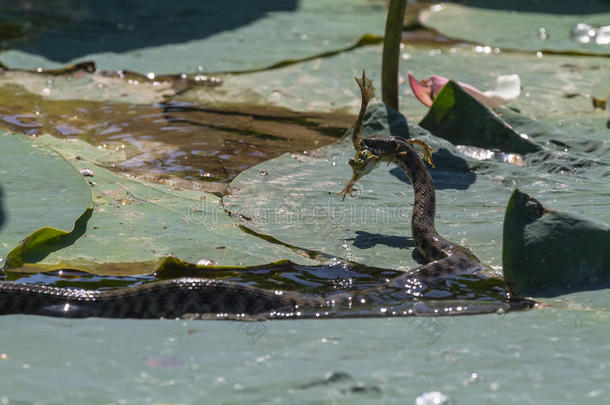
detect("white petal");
top-left (482, 74), bottom-right (521, 108)
top-left (492, 74), bottom-right (521, 100)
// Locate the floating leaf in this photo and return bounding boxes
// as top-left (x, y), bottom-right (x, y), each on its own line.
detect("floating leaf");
top-left (0, 131), bottom-right (92, 263)
top-left (2, 132), bottom-right (320, 270)
top-left (4, 207), bottom-right (92, 268)
top-left (0, 0), bottom-right (386, 74)
top-left (419, 81), bottom-right (609, 174)
top-left (225, 104), bottom-right (510, 271)
top-left (420, 3), bottom-right (610, 55)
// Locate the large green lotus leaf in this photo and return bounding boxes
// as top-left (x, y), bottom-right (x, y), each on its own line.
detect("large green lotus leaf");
top-left (177, 44), bottom-right (609, 128)
top-left (495, 106), bottom-right (610, 163)
top-left (4, 133), bottom-right (318, 268)
top-left (0, 0), bottom-right (385, 75)
top-left (503, 189), bottom-right (609, 297)
top-left (0, 130), bottom-right (92, 264)
top-left (420, 3), bottom-right (610, 55)
top-left (225, 103), bottom-right (507, 272)
top-left (225, 102), bottom-right (610, 272)
top-left (0, 70), bottom-right (180, 105)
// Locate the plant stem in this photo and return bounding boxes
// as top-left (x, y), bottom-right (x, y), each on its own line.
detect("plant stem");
top-left (381, 0), bottom-right (406, 110)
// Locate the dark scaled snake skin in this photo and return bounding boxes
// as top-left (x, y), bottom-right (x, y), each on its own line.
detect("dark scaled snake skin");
top-left (337, 71), bottom-right (487, 291)
top-left (0, 278), bottom-right (323, 319)
top-left (0, 72), bottom-right (527, 319)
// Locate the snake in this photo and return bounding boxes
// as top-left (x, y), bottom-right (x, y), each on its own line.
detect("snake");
top-left (0, 72), bottom-right (530, 319)
top-left (337, 72), bottom-right (485, 290)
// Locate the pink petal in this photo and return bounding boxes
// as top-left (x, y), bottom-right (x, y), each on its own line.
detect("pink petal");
top-left (430, 75), bottom-right (487, 102)
top-left (408, 73), bottom-right (434, 107)
top-left (411, 74), bottom-right (509, 109)
top-left (429, 75), bottom-right (449, 98)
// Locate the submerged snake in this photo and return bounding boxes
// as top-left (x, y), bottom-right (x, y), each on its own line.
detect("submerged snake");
top-left (0, 72), bottom-right (528, 319)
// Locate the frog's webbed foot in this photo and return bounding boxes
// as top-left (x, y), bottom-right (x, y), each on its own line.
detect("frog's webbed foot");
top-left (337, 174), bottom-right (360, 201)
top-left (351, 70), bottom-right (376, 153)
top-left (355, 70), bottom-right (376, 106)
top-left (403, 139), bottom-right (436, 168)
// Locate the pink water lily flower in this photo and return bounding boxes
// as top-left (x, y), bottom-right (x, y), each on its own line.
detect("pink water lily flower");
top-left (408, 73), bottom-right (520, 109)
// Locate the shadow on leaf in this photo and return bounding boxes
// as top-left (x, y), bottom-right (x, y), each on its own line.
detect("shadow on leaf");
top-left (347, 230), bottom-right (415, 250)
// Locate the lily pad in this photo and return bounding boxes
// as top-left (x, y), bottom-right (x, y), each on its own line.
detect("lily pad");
top-left (177, 44), bottom-right (609, 130)
top-left (225, 94), bottom-right (610, 277)
top-left (495, 107), bottom-right (610, 162)
top-left (0, 69), bottom-right (181, 105)
top-left (4, 207), bottom-right (92, 269)
top-left (0, 0), bottom-right (386, 74)
top-left (2, 132), bottom-right (320, 270)
top-left (420, 3), bottom-right (610, 55)
top-left (503, 188), bottom-right (610, 297)
top-left (225, 103), bottom-right (512, 272)
top-left (0, 131), bottom-right (91, 263)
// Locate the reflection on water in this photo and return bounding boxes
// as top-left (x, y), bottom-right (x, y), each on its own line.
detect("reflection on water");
top-left (456, 144), bottom-right (525, 166)
top-left (0, 84), bottom-right (353, 194)
top-left (571, 23), bottom-right (610, 45)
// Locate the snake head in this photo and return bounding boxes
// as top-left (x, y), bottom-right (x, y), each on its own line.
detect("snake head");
top-left (338, 135), bottom-right (436, 201)
top-left (358, 135), bottom-right (435, 167)
top-left (337, 148), bottom-right (380, 201)
top-left (357, 136), bottom-right (403, 160)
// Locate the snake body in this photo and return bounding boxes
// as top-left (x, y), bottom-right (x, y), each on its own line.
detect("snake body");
top-left (0, 72), bottom-right (528, 319)
top-left (0, 278), bottom-right (323, 319)
top-left (0, 136), bottom-right (497, 318)
top-left (359, 135), bottom-right (486, 290)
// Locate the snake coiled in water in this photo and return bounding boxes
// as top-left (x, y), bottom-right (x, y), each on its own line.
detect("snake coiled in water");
top-left (0, 72), bottom-right (531, 318)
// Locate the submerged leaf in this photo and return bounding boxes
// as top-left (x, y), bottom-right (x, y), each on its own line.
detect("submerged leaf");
top-left (0, 84), bottom-right (352, 194)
